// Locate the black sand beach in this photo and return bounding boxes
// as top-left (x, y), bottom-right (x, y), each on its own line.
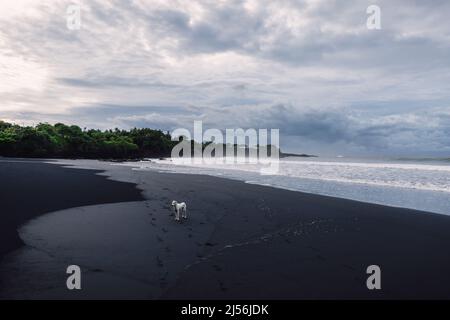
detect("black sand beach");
top-left (1, 159), bottom-right (450, 299)
top-left (0, 159), bottom-right (143, 260)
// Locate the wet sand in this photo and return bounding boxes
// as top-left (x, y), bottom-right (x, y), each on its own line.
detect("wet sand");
top-left (0, 159), bottom-right (143, 261)
top-left (1, 159), bottom-right (450, 299)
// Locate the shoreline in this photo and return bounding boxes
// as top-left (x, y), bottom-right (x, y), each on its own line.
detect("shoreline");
top-left (1, 159), bottom-right (450, 299)
top-left (0, 158), bottom-right (144, 261)
top-left (128, 158), bottom-right (450, 216)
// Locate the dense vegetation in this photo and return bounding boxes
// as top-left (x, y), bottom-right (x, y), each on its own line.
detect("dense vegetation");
top-left (0, 120), bottom-right (313, 160)
top-left (0, 121), bottom-right (176, 159)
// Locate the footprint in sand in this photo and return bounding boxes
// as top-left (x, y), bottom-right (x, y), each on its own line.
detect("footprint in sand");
top-left (342, 264), bottom-right (356, 271)
top-left (162, 228), bottom-right (168, 233)
top-left (156, 235), bottom-right (164, 242)
top-left (218, 280), bottom-right (227, 292)
top-left (212, 265), bottom-right (222, 272)
top-left (315, 254), bottom-right (325, 261)
top-left (156, 256), bottom-right (164, 267)
top-left (307, 245), bottom-right (319, 252)
top-left (160, 271), bottom-right (168, 279)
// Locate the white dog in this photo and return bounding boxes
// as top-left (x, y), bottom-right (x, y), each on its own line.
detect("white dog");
top-left (171, 200), bottom-right (187, 221)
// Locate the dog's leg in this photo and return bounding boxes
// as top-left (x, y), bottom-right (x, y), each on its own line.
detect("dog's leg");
top-left (175, 208), bottom-right (180, 221)
top-left (182, 207), bottom-right (187, 219)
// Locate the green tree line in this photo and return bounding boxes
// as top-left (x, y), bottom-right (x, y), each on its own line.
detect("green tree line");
top-left (0, 121), bottom-right (177, 159)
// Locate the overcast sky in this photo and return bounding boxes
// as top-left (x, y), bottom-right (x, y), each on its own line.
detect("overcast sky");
top-left (1, 0), bottom-right (450, 156)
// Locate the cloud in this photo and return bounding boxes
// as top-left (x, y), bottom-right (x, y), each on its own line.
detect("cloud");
top-left (57, 76), bottom-right (182, 89)
top-left (1, 0), bottom-right (450, 155)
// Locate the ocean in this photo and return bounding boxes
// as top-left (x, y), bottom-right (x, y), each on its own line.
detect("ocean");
top-left (123, 156), bottom-right (450, 216)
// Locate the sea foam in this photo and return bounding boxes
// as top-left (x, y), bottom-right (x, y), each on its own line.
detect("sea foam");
top-left (121, 157), bottom-right (450, 216)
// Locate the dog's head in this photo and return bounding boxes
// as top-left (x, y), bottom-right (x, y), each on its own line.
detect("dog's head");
top-left (171, 200), bottom-right (177, 207)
